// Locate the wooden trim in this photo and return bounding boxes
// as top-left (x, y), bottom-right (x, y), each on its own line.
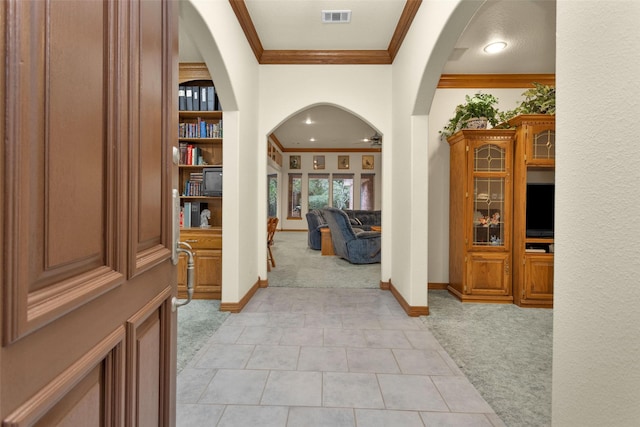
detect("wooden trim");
top-left (220, 277), bottom-right (261, 312)
top-left (258, 277), bottom-right (268, 288)
top-left (280, 147), bottom-right (382, 153)
top-left (280, 228), bottom-right (307, 232)
top-left (269, 133), bottom-right (286, 152)
top-left (178, 62), bottom-right (211, 83)
top-left (428, 282), bottom-right (448, 290)
top-left (438, 74), bottom-right (555, 89)
top-left (388, 0), bottom-right (422, 62)
top-left (228, 0), bottom-right (264, 62)
top-left (447, 285), bottom-right (514, 304)
top-left (260, 50), bottom-right (392, 65)
top-left (384, 280), bottom-right (429, 317)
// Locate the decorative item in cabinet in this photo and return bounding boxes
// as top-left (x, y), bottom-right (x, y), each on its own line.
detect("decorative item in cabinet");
top-left (447, 129), bottom-right (516, 303)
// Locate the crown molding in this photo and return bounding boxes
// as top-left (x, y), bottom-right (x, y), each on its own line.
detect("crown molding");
top-left (228, 0), bottom-right (264, 62)
top-left (229, 0), bottom-right (421, 65)
top-left (438, 74), bottom-right (555, 88)
top-left (268, 133), bottom-right (286, 152)
top-left (388, 0), bottom-right (422, 62)
top-left (280, 147), bottom-right (382, 153)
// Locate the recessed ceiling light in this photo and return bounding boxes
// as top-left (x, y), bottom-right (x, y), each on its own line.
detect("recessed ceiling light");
top-left (484, 41), bottom-right (507, 54)
top-left (310, 138), bottom-right (316, 142)
top-left (305, 118), bottom-right (312, 125)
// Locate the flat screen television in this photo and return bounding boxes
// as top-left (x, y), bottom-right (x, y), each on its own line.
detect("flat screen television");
top-left (202, 167), bottom-right (222, 197)
top-left (526, 183), bottom-right (554, 238)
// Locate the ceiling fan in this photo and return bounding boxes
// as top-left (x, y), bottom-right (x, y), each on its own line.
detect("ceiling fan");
top-left (368, 133), bottom-right (382, 146)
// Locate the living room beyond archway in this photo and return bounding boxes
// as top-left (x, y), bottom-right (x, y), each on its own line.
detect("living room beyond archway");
top-left (266, 104), bottom-right (383, 289)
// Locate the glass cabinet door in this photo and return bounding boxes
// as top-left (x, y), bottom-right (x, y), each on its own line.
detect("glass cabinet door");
top-left (532, 129), bottom-right (555, 161)
top-left (472, 143), bottom-right (507, 247)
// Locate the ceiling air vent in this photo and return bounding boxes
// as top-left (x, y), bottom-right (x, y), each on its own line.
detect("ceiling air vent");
top-left (322, 10), bottom-right (351, 23)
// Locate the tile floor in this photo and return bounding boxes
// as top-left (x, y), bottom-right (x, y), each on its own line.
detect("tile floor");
top-left (177, 287), bottom-right (506, 427)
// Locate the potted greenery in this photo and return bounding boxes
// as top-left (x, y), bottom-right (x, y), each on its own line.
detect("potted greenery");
top-left (498, 82), bottom-right (556, 124)
top-left (440, 93), bottom-right (501, 139)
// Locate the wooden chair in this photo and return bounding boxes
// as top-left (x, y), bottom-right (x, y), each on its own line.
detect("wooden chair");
top-left (267, 217), bottom-right (279, 271)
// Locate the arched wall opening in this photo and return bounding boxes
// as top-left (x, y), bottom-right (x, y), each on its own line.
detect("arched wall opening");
top-left (180, 0), bottom-right (261, 304)
top-left (261, 102), bottom-right (385, 283)
top-left (387, 0), bottom-right (483, 310)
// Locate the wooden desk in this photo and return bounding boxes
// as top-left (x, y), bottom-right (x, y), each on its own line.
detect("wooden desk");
top-left (320, 227), bottom-right (335, 256)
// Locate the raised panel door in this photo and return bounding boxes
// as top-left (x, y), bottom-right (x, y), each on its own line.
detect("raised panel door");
top-left (194, 249), bottom-right (223, 299)
top-left (1, 0), bottom-right (178, 425)
top-left (466, 252), bottom-right (511, 297)
top-left (523, 254), bottom-right (554, 302)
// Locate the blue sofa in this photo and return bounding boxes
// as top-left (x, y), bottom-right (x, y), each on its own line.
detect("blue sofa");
top-left (322, 207), bottom-right (381, 264)
top-left (342, 209), bottom-right (381, 231)
top-left (305, 209), bottom-right (327, 250)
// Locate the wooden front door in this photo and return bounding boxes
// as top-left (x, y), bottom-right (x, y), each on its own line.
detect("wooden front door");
top-left (1, 0), bottom-right (178, 425)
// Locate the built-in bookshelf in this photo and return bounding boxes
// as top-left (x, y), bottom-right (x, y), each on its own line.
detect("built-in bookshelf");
top-left (177, 63), bottom-right (222, 300)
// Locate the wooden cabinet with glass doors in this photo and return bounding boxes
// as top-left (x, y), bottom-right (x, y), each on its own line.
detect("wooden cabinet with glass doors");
top-left (448, 129), bottom-right (516, 303)
top-left (510, 115), bottom-right (555, 307)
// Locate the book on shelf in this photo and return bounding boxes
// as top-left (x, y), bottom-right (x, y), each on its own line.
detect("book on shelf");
top-left (200, 87), bottom-right (208, 111)
top-left (207, 87), bottom-right (215, 111)
top-left (183, 202), bottom-right (191, 228)
top-left (178, 85), bottom-right (186, 110)
top-left (192, 86), bottom-right (200, 111)
top-left (190, 202), bottom-right (208, 228)
top-left (525, 248), bottom-right (547, 253)
top-left (185, 87), bottom-right (193, 111)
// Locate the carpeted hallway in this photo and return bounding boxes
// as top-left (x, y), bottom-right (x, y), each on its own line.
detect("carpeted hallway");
top-left (177, 231), bottom-right (552, 426)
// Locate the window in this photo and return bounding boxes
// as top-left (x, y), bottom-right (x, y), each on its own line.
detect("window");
top-left (267, 174), bottom-right (277, 217)
top-left (288, 173), bottom-right (302, 218)
top-left (308, 173), bottom-right (329, 210)
top-left (332, 174), bottom-right (354, 209)
top-left (361, 174), bottom-right (375, 210)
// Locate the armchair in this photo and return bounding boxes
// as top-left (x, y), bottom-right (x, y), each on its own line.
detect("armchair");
top-left (322, 207), bottom-right (381, 264)
top-left (305, 209), bottom-right (327, 250)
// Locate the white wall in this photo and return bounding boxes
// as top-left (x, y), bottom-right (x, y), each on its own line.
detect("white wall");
top-left (389, 0), bottom-right (482, 307)
top-left (278, 151), bottom-right (382, 231)
top-left (259, 65), bottom-right (392, 279)
top-left (428, 88), bottom-right (524, 284)
top-left (553, 1), bottom-right (640, 425)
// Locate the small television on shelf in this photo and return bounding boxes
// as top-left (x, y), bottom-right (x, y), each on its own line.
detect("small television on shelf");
top-left (526, 183), bottom-right (554, 238)
top-left (202, 167), bottom-right (222, 197)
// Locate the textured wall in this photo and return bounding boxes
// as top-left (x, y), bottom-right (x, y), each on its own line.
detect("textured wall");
top-left (553, 1), bottom-right (640, 425)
